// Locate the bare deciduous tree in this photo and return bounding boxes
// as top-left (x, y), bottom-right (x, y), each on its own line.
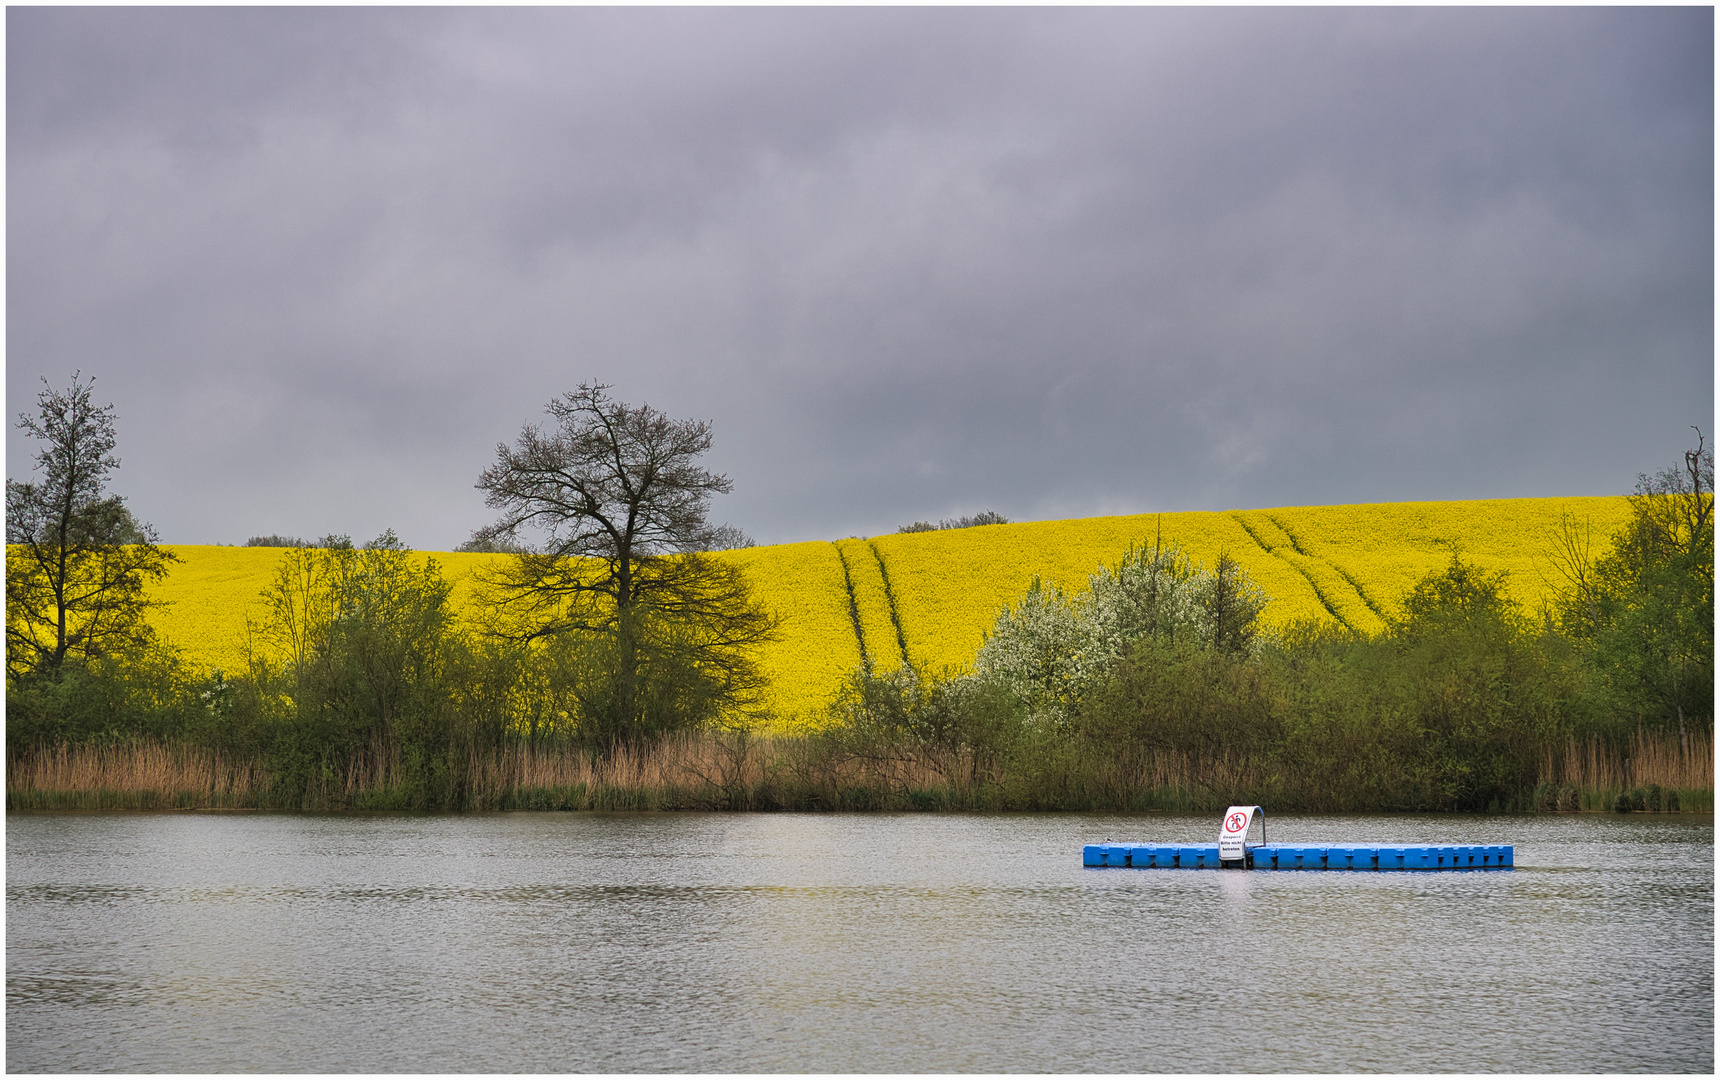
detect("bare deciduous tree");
top-left (473, 384), bottom-right (775, 748)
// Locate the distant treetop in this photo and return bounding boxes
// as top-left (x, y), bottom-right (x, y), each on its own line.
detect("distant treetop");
top-left (898, 510), bottom-right (1008, 534)
top-left (243, 534), bottom-right (361, 549)
top-left (454, 531), bottom-right (529, 554)
top-left (697, 523), bottom-right (755, 551)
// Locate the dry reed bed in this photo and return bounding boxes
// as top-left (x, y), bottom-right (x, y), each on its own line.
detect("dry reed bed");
top-left (8, 742), bottom-right (270, 810)
top-left (466, 735), bottom-right (1001, 811)
top-left (1537, 729), bottom-right (1713, 811)
top-left (8, 730), bottom-right (1712, 812)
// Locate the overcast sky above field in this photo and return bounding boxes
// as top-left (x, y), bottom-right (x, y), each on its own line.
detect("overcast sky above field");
top-left (8, 7), bottom-right (1713, 549)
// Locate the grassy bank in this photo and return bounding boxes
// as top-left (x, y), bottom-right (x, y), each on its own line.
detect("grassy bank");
top-left (10, 729), bottom-right (1709, 814)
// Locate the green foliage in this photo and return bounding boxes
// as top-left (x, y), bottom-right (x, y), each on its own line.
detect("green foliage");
top-left (1202, 554), bottom-right (1269, 653)
top-left (8, 645), bottom-right (184, 751)
top-left (828, 539), bottom-right (1280, 806)
top-left (1398, 556), bottom-right (1516, 632)
top-left (1550, 439), bottom-right (1714, 735)
top-left (1085, 637), bottom-right (1280, 764)
top-left (1378, 558), bottom-right (1576, 808)
top-left (825, 553), bottom-right (1625, 812)
top-left (1613, 784), bottom-right (1679, 813)
top-left (251, 531), bottom-right (473, 807)
top-left (830, 666), bottom-right (1023, 760)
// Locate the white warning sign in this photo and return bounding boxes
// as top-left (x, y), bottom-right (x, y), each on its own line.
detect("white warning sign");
top-left (1218, 805), bottom-right (1261, 863)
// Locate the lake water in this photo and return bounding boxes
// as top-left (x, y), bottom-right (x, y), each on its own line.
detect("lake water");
top-left (6, 811), bottom-right (1713, 1073)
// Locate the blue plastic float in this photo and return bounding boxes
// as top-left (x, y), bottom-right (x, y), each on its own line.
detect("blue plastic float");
top-left (1083, 806), bottom-right (1512, 871)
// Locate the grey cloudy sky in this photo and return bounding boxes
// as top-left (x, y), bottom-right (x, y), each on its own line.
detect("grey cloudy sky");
top-left (8, 7), bottom-right (1713, 549)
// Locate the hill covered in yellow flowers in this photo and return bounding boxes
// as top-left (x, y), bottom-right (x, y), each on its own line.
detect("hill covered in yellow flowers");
top-left (148, 496), bottom-right (1631, 726)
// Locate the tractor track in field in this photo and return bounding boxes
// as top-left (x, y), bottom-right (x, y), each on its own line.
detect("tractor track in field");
top-left (1230, 512), bottom-right (1353, 631)
top-left (829, 542), bottom-right (872, 674)
top-left (866, 542), bottom-right (915, 675)
top-left (1262, 513), bottom-right (1388, 623)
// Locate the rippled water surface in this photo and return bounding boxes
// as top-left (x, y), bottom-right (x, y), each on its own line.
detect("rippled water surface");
top-left (6, 811), bottom-right (1713, 1072)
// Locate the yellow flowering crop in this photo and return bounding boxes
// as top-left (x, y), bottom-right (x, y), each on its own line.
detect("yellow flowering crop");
top-left (719, 541), bottom-right (863, 725)
top-left (1254, 497), bottom-right (1633, 630)
top-left (144, 545), bottom-right (283, 676)
top-left (140, 497), bottom-right (1632, 731)
top-left (834, 539), bottom-right (910, 677)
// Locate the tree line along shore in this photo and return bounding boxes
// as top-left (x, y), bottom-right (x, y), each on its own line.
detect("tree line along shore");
top-left (8, 377), bottom-right (1713, 813)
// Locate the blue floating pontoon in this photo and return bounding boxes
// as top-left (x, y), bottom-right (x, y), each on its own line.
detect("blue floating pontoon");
top-left (1083, 806), bottom-right (1513, 871)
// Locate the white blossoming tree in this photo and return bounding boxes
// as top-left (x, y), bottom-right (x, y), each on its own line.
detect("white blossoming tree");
top-left (971, 540), bottom-right (1266, 725)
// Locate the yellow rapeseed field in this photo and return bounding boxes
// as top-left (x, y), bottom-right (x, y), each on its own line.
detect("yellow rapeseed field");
top-left (719, 541), bottom-right (864, 722)
top-left (139, 497), bottom-right (1632, 730)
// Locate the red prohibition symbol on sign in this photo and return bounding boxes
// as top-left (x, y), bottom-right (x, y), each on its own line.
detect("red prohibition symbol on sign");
top-left (1225, 812), bottom-right (1248, 833)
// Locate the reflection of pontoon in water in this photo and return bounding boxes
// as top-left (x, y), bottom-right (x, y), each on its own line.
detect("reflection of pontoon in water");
top-left (1083, 805), bottom-right (1513, 871)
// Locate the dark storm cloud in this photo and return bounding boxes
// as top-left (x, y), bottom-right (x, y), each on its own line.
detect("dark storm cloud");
top-left (8, 7), bottom-right (1711, 548)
